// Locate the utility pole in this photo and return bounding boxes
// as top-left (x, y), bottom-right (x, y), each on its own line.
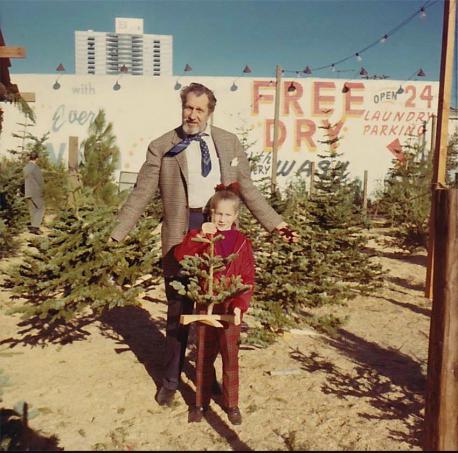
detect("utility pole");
top-left (424, 0), bottom-right (456, 299)
top-left (271, 64), bottom-right (282, 195)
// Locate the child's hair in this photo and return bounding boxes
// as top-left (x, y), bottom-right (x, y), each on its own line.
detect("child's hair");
top-left (209, 189), bottom-right (241, 212)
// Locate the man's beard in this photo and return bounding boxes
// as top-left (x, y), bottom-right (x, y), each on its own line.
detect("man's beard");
top-left (182, 121), bottom-right (204, 135)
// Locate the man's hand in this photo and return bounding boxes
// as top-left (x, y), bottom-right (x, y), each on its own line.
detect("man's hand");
top-left (275, 221), bottom-right (299, 243)
top-left (201, 222), bottom-right (217, 236)
top-left (233, 307), bottom-right (241, 326)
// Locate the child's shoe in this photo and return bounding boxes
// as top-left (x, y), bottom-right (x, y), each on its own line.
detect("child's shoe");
top-left (188, 405), bottom-right (207, 423)
top-left (226, 406), bottom-right (242, 425)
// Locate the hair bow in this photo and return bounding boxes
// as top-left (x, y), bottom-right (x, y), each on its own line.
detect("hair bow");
top-left (214, 182), bottom-right (241, 195)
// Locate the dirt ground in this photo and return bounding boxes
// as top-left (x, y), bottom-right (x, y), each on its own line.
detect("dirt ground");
top-left (0, 225), bottom-right (431, 451)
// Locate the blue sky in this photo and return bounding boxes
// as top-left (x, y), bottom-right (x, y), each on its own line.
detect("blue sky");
top-left (0, 0), bottom-right (446, 81)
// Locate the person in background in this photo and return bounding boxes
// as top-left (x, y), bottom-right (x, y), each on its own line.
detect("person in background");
top-left (23, 151), bottom-right (44, 235)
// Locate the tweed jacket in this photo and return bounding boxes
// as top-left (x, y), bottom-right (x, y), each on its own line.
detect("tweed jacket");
top-left (23, 162), bottom-right (44, 209)
top-left (111, 125), bottom-right (282, 259)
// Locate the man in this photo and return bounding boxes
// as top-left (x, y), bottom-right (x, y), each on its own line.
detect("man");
top-left (23, 151), bottom-right (45, 235)
top-left (110, 82), bottom-right (297, 407)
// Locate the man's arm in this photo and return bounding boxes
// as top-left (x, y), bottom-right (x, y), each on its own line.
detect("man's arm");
top-left (110, 141), bottom-right (162, 242)
top-left (234, 136), bottom-right (299, 242)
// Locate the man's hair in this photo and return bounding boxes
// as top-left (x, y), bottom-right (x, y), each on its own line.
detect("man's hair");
top-left (209, 190), bottom-right (241, 213)
top-left (180, 83), bottom-right (217, 113)
top-left (29, 151), bottom-right (39, 161)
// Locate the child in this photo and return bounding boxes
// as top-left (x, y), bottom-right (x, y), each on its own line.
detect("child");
top-left (174, 184), bottom-right (255, 425)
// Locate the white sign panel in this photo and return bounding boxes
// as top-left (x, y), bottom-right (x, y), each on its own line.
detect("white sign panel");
top-left (0, 75), bottom-right (439, 196)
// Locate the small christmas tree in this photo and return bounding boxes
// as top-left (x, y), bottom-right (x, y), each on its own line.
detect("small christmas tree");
top-left (240, 123), bottom-right (383, 346)
top-left (0, 156), bottom-right (28, 256)
top-left (4, 111), bottom-right (162, 326)
top-left (375, 136), bottom-right (432, 252)
top-left (171, 228), bottom-right (251, 327)
top-left (5, 203), bottom-right (161, 323)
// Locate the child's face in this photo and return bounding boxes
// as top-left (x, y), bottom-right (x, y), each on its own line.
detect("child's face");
top-left (214, 199), bottom-right (238, 231)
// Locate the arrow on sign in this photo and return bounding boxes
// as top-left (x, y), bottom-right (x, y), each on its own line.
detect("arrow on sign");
top-left (387, 138), bottom-right (405, 162)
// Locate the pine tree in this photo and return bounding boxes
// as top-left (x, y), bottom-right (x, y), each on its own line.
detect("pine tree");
top-left (4, 111), bottom-right (162, 324)
top-left (0, 156), bottom-right (28, 257)
top-left (446, 129), bottom-right (458, 186)
top-left (170, 233), bottom-right (251, 315)
top-left (375, 137), bottom-right (432, 252)
top-left (240, 124), bottom-right (383, 346)
top-left (80, 109), bottom-right (120, 206)
top-left (5, 203), bottom-right (161, 322)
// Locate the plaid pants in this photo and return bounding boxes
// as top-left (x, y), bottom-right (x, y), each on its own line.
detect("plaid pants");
top-left (195, 321), bottom-right (241, 409)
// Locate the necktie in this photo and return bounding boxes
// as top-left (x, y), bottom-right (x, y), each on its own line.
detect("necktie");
top-left (165, 133), bottom-right (212, 177)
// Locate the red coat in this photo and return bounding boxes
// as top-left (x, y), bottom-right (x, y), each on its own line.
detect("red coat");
top-left (174, 228), bottom-right (255, 313)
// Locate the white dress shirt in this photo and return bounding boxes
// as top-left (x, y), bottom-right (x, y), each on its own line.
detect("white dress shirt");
top-left (185, 123), bottom-right (221, 208)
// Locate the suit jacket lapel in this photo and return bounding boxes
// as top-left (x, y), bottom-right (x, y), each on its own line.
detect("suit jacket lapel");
top-left (171, 127), bottom-right (189, 187)
top-left (211, 126), bottom-right (232, 185)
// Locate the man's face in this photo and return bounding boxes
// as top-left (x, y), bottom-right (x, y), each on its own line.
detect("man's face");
top-left (182, 92), bottom-right (211, 135)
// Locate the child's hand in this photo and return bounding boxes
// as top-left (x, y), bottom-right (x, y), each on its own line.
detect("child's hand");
top-left (201, 222), bottom-right (217, 235)
top-left (233, 307), bottom-right (241, 326)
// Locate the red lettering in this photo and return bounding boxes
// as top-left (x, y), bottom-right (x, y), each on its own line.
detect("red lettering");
top-left (344, 82), bottom-right (365, 117)
top-left (394, 112), bottom-right (405, 122)
top-left (312, 81), bottom-right (335, 116)
top-left (264, 119), bottom-right (286, 150)
top-left (321, 119), bottom-right (345, 149)
top-left (253, 81), bottom-right (274, 114)
top-left (295, 119), bottom-right (316, 150)
top-left (283, 81), bottom-right (304, 115)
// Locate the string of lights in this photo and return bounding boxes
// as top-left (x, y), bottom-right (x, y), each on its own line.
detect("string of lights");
top-left (281, 0), bottom-right (440, 77)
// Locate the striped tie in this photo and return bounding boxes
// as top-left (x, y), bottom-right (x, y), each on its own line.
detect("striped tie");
top-left (164, 133), bottom-right (212, 177)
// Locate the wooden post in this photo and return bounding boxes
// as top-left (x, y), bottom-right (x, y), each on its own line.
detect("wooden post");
top-left (425, 0), bottom-right (456, 299)
top-left (271, 64), bottom-right (282, 195)
top-left (362, 170), bottom-right (368, 211)
top-left (68, 136), bottom-right (79, 170)
top-left (430, 114), bottom-right (437, 157)
top-left (424, 188), bottom-right (458, 451)
top-left (309, 161), bottom-right (316, 196)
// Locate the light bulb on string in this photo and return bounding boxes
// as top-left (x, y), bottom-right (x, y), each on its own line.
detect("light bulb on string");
top-left (52, 63), bottom-right (65, 89)
top-left (380, 34), bottom-right (388, 43)
top-left (113, 80), bottom-right (121, 91)
top-left (331, 64), bottom-right (336, 72)
top-left (287, 81), bottom-right (296, 93)
top-left (417, 68), bottom-right (426, 77)
top-left (397, 85), bottom-right (404, 95)
top-left (303, 66), bottom-right (312, 75)
top-left (174, 64), bottom-right (192, 90)
top-left (355, 53), bottom-right (362, 62)
top-left (359, 67), bottom-right (368, 77)
top-left (342, 83), bottom-right (350, 94)
top-left (419, 7), bottom-right (426, 18)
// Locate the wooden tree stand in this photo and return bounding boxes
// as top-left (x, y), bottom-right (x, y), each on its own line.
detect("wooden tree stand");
top-left (180, 313), bottom-right (235, 328)
top-left (180, 293), bottom-right (235, 328)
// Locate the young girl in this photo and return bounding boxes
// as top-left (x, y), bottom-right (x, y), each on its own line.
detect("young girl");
top-left (174, 184), bottom-right (255, 425)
